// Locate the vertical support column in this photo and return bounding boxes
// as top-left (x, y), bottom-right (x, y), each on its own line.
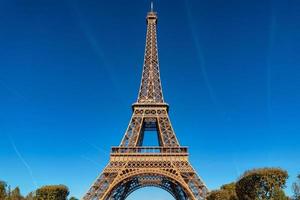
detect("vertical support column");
top-left (120, 114), bottom-right (143, 147)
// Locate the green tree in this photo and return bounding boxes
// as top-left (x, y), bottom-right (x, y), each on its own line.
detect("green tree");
top-left (69, 197), bottom-right (78, 200)
top-left (5, 186), bottom-right (11, 200)
top-left (10, 187), bottom-right (24, 200)
top-left (207, 189), bottom-right (231, 200)
top-left (236, 168), bottom-right (288, 200)
top-left (35, 185), bottom-right (69, 200)
top-left (221, 182), bottom-right (238, 200)
top-left (273, 189), bottom-right (290, 200)
top-left (293, 174), bottom-right (300, 200)
top-left (25, 192), bottom-right (34, 200)
top-left (207, 182), bottom-right (238, 200)
top-left (0, 181), bottom-right (7, 200)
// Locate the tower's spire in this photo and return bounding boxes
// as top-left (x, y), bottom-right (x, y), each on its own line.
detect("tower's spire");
top-left (136, 7), bottom-right (164, 104)
top-left (150, 1), bottom-right (154, 12)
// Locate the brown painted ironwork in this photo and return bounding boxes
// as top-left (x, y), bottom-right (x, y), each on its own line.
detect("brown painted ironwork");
top-left (82, 7), bottom-right (208, 200)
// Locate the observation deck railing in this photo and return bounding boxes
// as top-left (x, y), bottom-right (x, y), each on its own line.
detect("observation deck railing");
top-left (111, 146), bottom-right (188, 154)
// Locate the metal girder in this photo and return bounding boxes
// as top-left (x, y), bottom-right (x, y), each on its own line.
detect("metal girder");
top-left (82, 9), bottom-right (208, 200)
top-left (120, 106), bottom-right (179, 148)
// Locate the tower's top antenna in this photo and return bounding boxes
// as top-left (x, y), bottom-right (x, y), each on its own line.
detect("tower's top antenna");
top-left (151, 1), bottom-right (154, 12)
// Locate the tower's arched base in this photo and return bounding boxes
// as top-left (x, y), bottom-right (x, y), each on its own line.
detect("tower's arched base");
top-left (83, 147), bottom-right (208, 200)
top-left (107, 173), bottom-right (188, 200)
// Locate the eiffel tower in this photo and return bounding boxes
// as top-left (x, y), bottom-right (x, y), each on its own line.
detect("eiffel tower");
top-left (83, 5), bottom-right (208, 200)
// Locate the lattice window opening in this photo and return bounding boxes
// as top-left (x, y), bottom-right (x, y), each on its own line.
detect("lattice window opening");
top-left (135, 118), bottom-right (162, 147)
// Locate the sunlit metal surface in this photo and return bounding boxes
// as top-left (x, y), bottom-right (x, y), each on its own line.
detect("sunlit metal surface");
top-left (82, 9), bottom-right (208, 200)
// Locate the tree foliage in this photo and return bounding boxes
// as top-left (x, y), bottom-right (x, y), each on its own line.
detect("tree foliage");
top-left (69, 197), bottom-right (78, 200)
top-left (221, 182), bottom-right (238, 199)
top-left (10, 187), bottom-right (24, 200)
top-left (293, 174), bottom-right (300, 200)
top-left (207, 182), bottom-right (238, 200)
top-left (25, 192), bottom-right (34, 200)
top-left (236, 168), bottom-right (288, 200)
top-left (207, 189), bottom-right (231, 200)
top-left (0, 181), bottom-right (7, 200)
top-left (35, 185), bottom-right (69, 200)
top-left (273, 189), bottom-right (290, 200)
top-left (0, 182), bottom-right (25, 200)
top-left (0, 181), bottom-right (78, 200)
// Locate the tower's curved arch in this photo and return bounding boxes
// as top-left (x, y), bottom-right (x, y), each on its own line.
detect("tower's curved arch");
top-left (103, 170), bottom-right (193, 200)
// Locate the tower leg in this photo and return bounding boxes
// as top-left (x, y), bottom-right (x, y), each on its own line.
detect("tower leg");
top-left (82, 156), bottom-right (208, 200)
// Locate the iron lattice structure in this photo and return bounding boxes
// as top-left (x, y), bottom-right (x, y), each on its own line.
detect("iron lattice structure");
top-left (83, 9), bottom-right (208, 200)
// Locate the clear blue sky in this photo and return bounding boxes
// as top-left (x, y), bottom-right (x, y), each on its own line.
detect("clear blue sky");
top-left (0, 0), bottom-right (299, 199)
